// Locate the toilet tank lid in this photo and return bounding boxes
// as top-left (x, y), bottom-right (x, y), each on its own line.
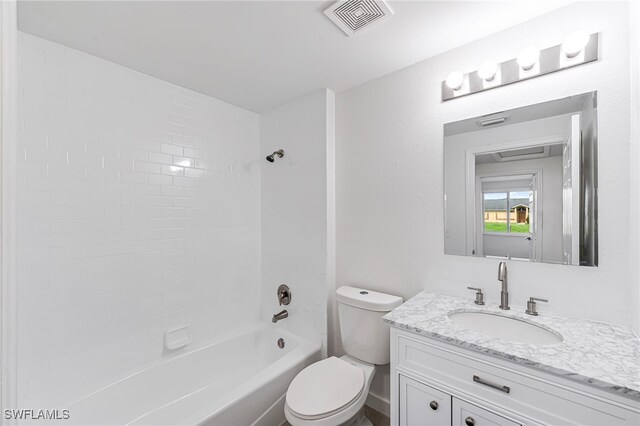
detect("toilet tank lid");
top-left (336, 286), bottom-right (403, 312)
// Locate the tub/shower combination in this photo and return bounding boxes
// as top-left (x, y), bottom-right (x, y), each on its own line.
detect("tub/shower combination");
top-left (65, 325), bottom-right (320, 426)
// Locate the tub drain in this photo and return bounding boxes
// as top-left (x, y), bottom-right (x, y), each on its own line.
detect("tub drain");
top-left (277, 338), bottom-right (285, 349)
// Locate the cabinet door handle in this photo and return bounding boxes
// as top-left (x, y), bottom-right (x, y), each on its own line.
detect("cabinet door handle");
top-left (473, 375), bottom-right (511, 394)
top-left (429, 400), bottom-right (438, 411)
top-left (465, 416), bottom-right (475, 426)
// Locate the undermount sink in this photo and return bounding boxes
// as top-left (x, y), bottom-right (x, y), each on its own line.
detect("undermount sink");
top-left (448, 311), bottom-right (563, 345)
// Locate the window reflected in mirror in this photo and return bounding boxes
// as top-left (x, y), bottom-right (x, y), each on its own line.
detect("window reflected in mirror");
top-left (483, 191), bottom-right (532, 234)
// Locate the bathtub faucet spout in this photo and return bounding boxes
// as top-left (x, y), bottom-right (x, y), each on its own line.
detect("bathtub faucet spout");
top-left (272, 310), bottom-right (288, 323)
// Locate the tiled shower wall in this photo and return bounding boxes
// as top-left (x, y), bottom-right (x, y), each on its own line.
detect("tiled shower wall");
top-left (260, 89), bottom-right (334, 354)
top-left (17, 32), bottom-right (261, 407)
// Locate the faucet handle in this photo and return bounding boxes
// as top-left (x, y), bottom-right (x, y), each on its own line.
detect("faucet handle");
top-left (525, 297), bottom-right (548, 316)
top-left (466, 287), bottom-right (485, 305)
top-left (530, 297), bottom-right (549, 303)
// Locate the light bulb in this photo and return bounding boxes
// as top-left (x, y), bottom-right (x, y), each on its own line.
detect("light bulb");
top-left (445, 71), bottom-right (464, 91)
top-left (562, 31), bottom-right (590, 58)
top-left (477, 60), bottom-right (498, 81)
top-left (517, 46), bottom-right (540, 71)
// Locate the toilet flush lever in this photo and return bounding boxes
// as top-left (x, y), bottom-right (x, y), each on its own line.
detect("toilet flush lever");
top-left (467, 287), bottom-right (485, 305)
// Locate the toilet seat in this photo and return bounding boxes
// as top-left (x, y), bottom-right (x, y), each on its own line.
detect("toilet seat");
top-left (286, 357), bottom-right (365, 420)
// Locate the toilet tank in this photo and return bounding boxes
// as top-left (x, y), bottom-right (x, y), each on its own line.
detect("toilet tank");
top-left (337, 286), bottom-right (403, 365)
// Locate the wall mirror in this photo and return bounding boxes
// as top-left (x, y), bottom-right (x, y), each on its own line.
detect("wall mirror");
top-left (444, 92), bottom-right (598, 266)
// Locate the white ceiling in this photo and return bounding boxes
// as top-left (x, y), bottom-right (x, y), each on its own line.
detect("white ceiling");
top-left (18, 1), bottom-right (570, 112)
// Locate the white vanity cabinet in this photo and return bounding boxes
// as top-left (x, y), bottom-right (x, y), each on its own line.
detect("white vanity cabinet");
top-left (399, 374), bottom-right (519, 426)
top-left (452, 399), bottom-right (520, 426)
top-left (399, 374), bottom-right (452, 426)
top-left (391, 328), bottom-right (640, 426)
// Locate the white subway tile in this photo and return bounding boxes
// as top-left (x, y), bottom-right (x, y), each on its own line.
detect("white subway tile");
top-left (133, 138), bottom-right (161, 153)
top-left (160, 142), bottom-right (183, 156)
top-left (183, 147), bottom-right (206, 160)
top-left (104, 157), bottom-right (134, 171)
top-left (160, 185), bottom-right (184, 197)
top-left (171, 134), bottom-right (196, 147)
top-left (185, 168), bottom-right (206, 179)
top-left (172, 176), bottom-right (194, 187)
top-left (148, 152), bottom-right (173, 165)
top-left (133, 183), bottom-right (162, 196)
top-left (119, 171), bottom-right (149, 184)
top-left (162, 164), bottom-right (184, 176)
top-left (149, 173), bottom-right (173, 186)
top-left (17, 190), bottom-right (50, 205)
top-left (172, 156), bottom-right (194, 168)
top-left (133, 160), bottom-right (161, 174)
top-left (119, 147), bottom-right (149, 161)
top-left (17, 33), bottom-right (261, 409)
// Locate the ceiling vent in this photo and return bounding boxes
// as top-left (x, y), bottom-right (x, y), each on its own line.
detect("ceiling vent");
top-left (323, 0), bottom-right (393, 37)
top-left (491, 146), bottom-right (551, 163)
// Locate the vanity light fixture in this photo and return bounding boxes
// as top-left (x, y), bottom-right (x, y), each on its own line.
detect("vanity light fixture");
top-left (517, 46), bottom-right (540, 70)
top-left (562, 31), bottom-right (590, 58)
top-left (477, 60), bottom-right (498, 81)
top-left (445, 71), bottom-right (464, 90)
top-left (441, 32), bottom-right (598, 101)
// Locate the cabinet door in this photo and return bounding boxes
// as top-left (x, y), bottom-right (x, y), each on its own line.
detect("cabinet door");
top-left (453, 398), bottom-right (521, 426)
top-left (399, 374), bottom-right (452, 426)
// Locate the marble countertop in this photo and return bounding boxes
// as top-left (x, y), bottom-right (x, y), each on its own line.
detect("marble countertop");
top-left (383, 292), bottom-right (640, 401)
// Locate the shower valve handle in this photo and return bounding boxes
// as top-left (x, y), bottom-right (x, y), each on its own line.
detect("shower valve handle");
top-left (277, 284), bottom-right (291, 306)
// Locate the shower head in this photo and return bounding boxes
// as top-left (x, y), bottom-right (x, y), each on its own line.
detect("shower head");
top-left (266, 149), bottom-right (285, 163)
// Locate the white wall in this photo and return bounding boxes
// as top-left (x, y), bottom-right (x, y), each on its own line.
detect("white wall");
top-left (630, 2), bottom-right (640, 333)
top-left (260, 89), bottom-right (335, 354)
top-left (17, 33), bottom-right (261, 407)
top-left (335, 1), bottom-right (636, 408)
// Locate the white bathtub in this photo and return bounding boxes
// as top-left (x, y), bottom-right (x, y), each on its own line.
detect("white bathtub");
top-left (65, 324), bottom-right (320, 426)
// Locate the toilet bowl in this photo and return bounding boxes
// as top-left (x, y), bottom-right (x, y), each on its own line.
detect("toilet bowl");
top-left (284, 286), bottom-right (402, 426)
top-left (285, 355), bottom-right (375, 426)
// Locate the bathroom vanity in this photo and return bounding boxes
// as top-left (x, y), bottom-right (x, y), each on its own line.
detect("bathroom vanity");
top-left (384, 293), bottom-right (640, 426)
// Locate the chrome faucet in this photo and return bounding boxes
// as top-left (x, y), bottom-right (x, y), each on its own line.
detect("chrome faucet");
top-left (498, 261), bottom-right (509, 310)
top-left (272, 309), bottom-right (288, 323)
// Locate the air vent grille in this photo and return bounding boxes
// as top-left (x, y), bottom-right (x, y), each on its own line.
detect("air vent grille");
top-left (324, 0), bottom-right (393, 37)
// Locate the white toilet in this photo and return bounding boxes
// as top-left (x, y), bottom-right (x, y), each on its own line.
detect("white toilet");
top-left (284, 286), bottom-right (403, 426)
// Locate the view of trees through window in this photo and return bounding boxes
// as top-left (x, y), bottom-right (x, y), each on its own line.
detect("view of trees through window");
top-left (483, 191), bottom-right (532, 234)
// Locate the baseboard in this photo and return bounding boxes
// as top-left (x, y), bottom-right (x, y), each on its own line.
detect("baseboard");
top-left (365, 391), bottom-right (390, 417)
